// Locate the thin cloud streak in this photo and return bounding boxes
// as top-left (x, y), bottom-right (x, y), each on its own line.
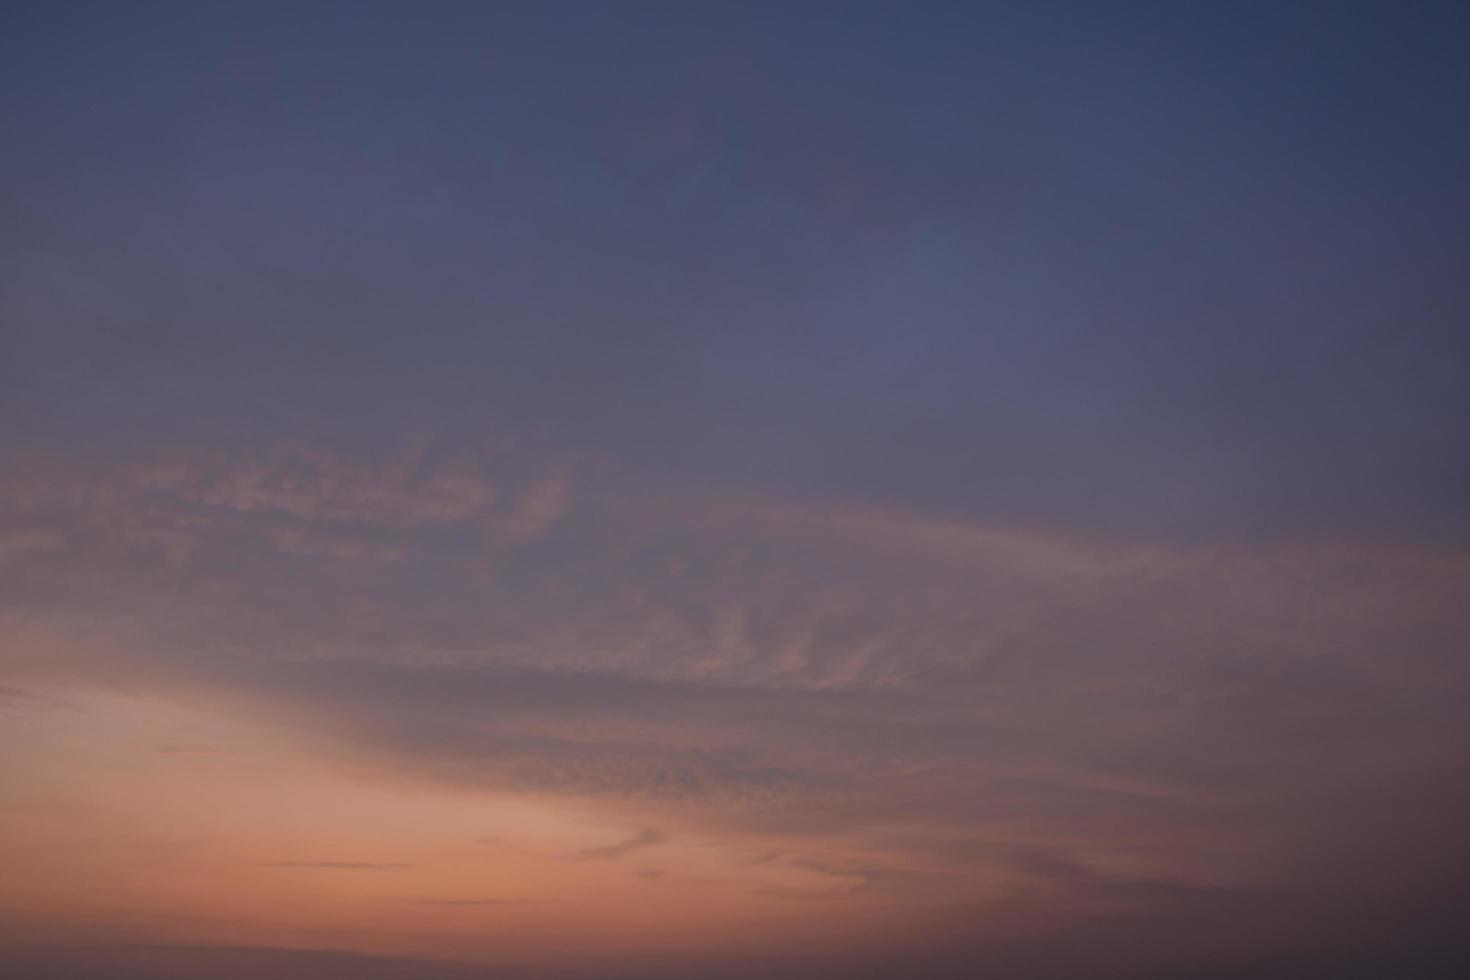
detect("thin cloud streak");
top-left (259, 862), bottom-right (415, 871)
top-left (397, 898), bottom-right (531, 907)
top-left (577, 828), bottom-right (667, 861)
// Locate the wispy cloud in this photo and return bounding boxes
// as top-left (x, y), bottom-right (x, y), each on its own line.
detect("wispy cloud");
top-left (397, 898), bottom-right (530, 907)
top-left (577, 827), bottom-right (666, 860)
top-left (259, 861), bottom-right (414, 871)
top-left (0, 685), bottom-right (36, 707)
top-left (1, 944), bottom-right (494, 980)
top-left (155, 742), bottom-right (235, 756)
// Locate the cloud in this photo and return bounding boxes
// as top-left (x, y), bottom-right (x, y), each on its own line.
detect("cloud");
top-left (259, 861), bottom-right (414, 871)
top-left (577, 827), bottom-right (666, 860)
top-left (0, 945), bottom-right (496, 980)
top-left (0, 527), bottom-right (64, 564)
top-left (0, 684), bottom-right (36, 707)
top-left (398, 898), bottom-right (530, 907)
top-left (133, 440), bottom-right (498, 529)
top-left (155, 743), bottom-right (235, 756)
top-left (0, 684), bottom-right (71, 712)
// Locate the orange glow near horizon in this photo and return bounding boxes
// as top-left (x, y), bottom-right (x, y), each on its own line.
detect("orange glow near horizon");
top-left (0, 680), bottom-right (945, 973)
top-left (3, 436), bottom-right (1469, 979)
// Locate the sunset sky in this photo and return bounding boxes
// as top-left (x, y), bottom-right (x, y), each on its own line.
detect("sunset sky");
top-left (3, 3), bottom-right (1469, 978)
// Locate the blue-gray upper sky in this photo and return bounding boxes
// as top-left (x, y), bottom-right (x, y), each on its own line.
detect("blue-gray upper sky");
top-left (6, 0), bottom-right (1467, 541)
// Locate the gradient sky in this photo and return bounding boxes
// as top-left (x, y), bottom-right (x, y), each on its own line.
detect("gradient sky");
top-left (3, 3), bottom-right (1469, 979)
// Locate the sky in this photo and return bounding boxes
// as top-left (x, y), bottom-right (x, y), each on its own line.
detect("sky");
top-left (2, 2), bottom-right (1469, 978)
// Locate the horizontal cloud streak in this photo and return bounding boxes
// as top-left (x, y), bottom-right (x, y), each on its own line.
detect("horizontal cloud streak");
top-left (258, 862), bottom-right (414, 871)
top-left (577, 828), bottom-right (666, 861)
